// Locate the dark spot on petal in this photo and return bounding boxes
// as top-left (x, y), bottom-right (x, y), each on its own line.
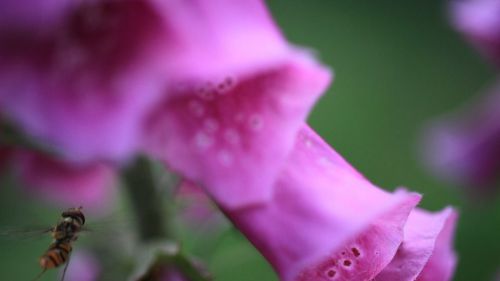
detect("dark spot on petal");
top-left (225, 77), bottom-right (234, 86)
top-left (341, 251), bottom-right (346, 255)
top-left (351, 247), bottom-right (361, 257)
top-left (327, 269), bottom-right (336, 278)
top-left (343, 260), bottom-right (352, 267)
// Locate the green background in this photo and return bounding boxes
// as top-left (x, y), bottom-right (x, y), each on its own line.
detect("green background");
top-left (1, 0), bottom-right (499, 280)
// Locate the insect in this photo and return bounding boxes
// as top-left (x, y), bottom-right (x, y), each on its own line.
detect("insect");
top-left (32, 206), bottom-right (86, 281)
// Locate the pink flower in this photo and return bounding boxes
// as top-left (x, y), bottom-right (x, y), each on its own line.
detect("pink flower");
top-left (145, 53), bottom-right (331, 208)
top-left (374, 206), bottom-right (459, 281)
top-left (221, 126), bottom-right (422, 281)
top-left (11, 149), bottom-right (116, 212)
top-left (451, 0), bottom-right (500, 66)
top-left (0, 0), bottom-right (294, 164)
top-left (0, 0), bottom-right (169, 163)
top-left (423, 0), bottom-right (500, 194)
top-left (423, 82), bottom-right (500, 192)
top-left (0, 0), bottom-right (331, 209)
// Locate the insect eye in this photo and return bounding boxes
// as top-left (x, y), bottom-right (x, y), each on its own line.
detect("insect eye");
top-left (61, 211), bottom-right (71, 218)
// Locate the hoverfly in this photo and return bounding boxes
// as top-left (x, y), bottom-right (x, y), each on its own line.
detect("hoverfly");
top-left (0, 206), bottom-right (134, 281)
top-left (29, 206), bottom-right (86, 281)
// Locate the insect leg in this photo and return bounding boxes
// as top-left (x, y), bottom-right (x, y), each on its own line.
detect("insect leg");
top-left (31, 268), bottom-right (47, 281)
top-left (60, 253), bottom-right (71, 281)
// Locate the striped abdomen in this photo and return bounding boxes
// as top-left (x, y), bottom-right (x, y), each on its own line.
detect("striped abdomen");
top-left (39, 241), bottom-right (72, 269)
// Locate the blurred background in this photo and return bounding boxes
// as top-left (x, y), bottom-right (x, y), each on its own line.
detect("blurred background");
top-left (1, 0), bottom-right (499, 280)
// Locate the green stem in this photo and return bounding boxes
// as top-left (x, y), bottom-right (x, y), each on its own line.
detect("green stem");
top-left (123, 157), bottom-right (211, 281)
top-left (123, 156), bottom-right (171, 241)
top-left (172, 252), bottom-right (212, 281)
top-left (137, 249), bottom-right (212, 281)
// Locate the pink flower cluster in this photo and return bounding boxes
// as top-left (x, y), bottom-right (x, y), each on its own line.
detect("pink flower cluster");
top-left (0, 0), bottom-right (458, 280)
top-left (424, 0), bottom-right (500, 195)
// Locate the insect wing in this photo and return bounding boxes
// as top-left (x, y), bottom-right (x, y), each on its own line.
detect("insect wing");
top-left (0, 225), bottom-right (53, 240)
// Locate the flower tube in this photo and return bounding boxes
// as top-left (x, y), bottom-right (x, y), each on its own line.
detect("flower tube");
top-left (222, 126), bottom-right (422, 281)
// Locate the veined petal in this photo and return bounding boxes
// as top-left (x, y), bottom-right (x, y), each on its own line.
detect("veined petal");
top-left (145, 53), bottom-right (332, 208)
top-left (451, 0), bottom-right (500, 66)
top-left (374, 207), bottom-right (459, 281)
top-left (12, 150), bottom-right (116, 212)
top-left (223, 126), bottom-right (421, 281)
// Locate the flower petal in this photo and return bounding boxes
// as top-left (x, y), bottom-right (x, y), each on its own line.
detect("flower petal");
top-left (12, 150), bottom-right (116, 212)
top-left (222, 126), bottom-right (421, 281)
top-left (149, 0), bottom-right (290, 78)
top-left (145, 54), bottom-right (331, 208)
top-left (0, 0), bottom-right (76, 32)
top-left (0, 0), bottom-right (293, 164)
top-left (0, 0), bottom-right (169, 162)
top-left (416, 208), bottom-right (459, 281)
top-left (451, 0), bottom-right (500, 66)
top-left (374, 207), bottom-right (458, 281)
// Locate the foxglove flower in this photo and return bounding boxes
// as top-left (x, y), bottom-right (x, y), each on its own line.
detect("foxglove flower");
top-left (145, 53), bottom-right (331, 207)
top-left (423, 80), bottom-right (500, 190)
top-left (221, 126), bottom-right (422, 281)
top-left (375, 206), bottom-right (458, 281)
top-left (0, 0), bottom-right (293, 164)
top-left (0, 0), bottom-right (331, 208)
top-left (423, 0), bottom-right (500, 192)
top-left (451, 0), bottom-right (500, 66)
top-left (0, 0), bottom-right (169, 163)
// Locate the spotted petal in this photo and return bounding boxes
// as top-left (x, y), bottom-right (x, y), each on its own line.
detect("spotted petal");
top-left (0, 0), bottom-right (292, 164)
top-left (223, 126), bottom-right (421, 281)
top-left (145, 53), bottom-right (331, 208)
